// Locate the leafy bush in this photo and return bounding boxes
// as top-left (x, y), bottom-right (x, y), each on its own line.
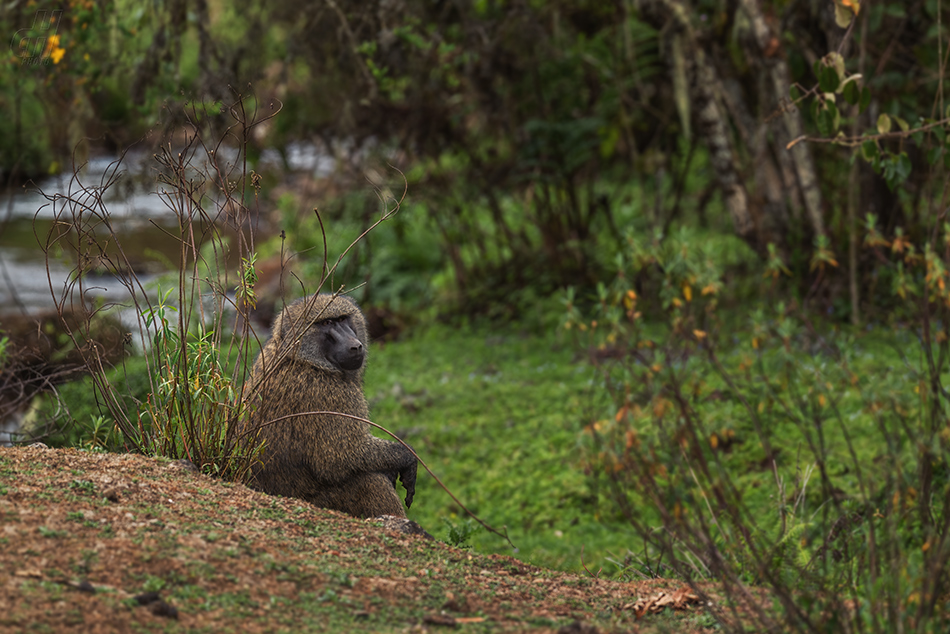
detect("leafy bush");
top-left (279, 192), bottom-right (443, 317)
top-left (566, 227), bottom-right (950, 632)
top-left (133, 291), bottom-right (256, 477)
top-left (38, 355), bottom-right (151, 450)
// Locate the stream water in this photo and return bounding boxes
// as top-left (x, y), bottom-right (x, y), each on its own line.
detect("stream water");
top-left (0, 151), bottom-right (179, 317)
top-left (0, 141), bottom-right (343, 444)
top-left (0, 141), bottom-right (334, 319)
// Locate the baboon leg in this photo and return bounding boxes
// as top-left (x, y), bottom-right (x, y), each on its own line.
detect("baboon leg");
top-left (314, 473), bottom-right (407, 519)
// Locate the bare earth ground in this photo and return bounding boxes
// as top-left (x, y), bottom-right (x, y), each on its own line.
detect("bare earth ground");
top-left (0, 446), bottom-right (719, 633)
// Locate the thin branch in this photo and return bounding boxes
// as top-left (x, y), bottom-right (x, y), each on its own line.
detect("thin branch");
top-left (787, 116), bottom-right (950, 150)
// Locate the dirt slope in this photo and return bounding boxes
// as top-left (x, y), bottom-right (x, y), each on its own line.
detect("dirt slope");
top-left (0, 445), bottom-right (710, 633)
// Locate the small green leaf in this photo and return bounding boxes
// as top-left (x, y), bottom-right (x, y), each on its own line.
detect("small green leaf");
top-left (896, 152), bottom-right (912, 182)
top-left (827, 101), bottom-right (840, 134)
top-left (859, 87), bottom-right (871, 113)
top-left (816, 110), bottom-right (829, 137)
top-left (834, 2), bottom-right (855, 28)
top-left (819, 65), bottom-right (840, 93)
top-left (861, 139), bottom-right (879, 162)
top-left (927, 146), bottom-right (943, 167)
top-left (827, 52), bottom-right (846, 82)
top-left (842, 80), bottom-right (859, 105)
top-left (789, 85), bottom-right (801, 102)
top-left (877, 113), bottom-right (892, 135)
top-left (818, 107), bottom-right (834, 137)
top-left (894, 116), bottom-right (909, 132)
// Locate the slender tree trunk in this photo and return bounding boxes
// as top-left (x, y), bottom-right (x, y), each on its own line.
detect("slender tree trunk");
top-left (640, 0), bottom-right (755, 242)
top-left (719, 76), bottom-right (789, 239)
top-left (738, 0), bottom-right (825, 238)
top-left (848, 7), bottom-right (869, 326)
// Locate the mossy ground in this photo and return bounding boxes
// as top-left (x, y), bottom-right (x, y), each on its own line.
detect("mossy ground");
top-left (364, 324), bottom-right (622, 572)
top-left (0, 445), bottom-right (716, 633)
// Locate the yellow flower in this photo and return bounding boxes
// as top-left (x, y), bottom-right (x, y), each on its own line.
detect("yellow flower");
top-left (45, 34), bottom-right (65, 64)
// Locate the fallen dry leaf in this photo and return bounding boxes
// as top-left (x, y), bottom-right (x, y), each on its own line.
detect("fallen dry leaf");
top-left (423, 613), bottom-right (458, 626)
top-left (628, 585), bottom-right (700, 618)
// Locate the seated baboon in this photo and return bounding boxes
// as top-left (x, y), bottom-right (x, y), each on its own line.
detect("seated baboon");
top-left (242, 293), bottom-right (417, 518)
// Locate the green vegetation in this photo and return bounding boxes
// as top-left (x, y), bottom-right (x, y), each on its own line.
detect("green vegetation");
top-left (367, 323), bottom-right (608, 569)
top-left (4, 0), bottom-right (946, 312)
top-left (5, 0), bottom-right (950, 631)
top-left (363, 301), bottom-right (940, 559)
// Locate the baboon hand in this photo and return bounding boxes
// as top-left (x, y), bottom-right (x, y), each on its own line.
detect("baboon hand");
top-left (400, 460), bottom-right (417, 509)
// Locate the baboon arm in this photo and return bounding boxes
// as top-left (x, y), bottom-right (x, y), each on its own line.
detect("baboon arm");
top-left (358, 437), bottom-right (417, 509)
top-left (296, 434), bottom-right (416, 508)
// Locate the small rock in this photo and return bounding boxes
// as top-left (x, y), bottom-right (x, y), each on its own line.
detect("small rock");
top-left (557, 621), bottom-right (600, 634)
top-left (76, 580), bottom-right (96, 594)
top-left (422, 613), bottom-right (456, 627)
top-left (133, 591), bottom-right (161, 605)
top-left (150, 600), bottom-right (179, 619)
top-left (175, 459), bottom-right (199, 473)
top-left (374, 515), bottom-right (434, 540)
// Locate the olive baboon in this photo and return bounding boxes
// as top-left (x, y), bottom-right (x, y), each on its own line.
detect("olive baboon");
top-left (243, 293), bottom-right (417, 518)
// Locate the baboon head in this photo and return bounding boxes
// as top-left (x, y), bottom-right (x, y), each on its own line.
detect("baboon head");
top-left (272, 293), bottom-right (369, 375)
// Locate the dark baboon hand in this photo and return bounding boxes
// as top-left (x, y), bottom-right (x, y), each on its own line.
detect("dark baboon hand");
top-left (400, 460), bottom-right (417, 509)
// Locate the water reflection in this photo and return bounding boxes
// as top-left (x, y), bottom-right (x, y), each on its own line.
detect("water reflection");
top-left (0, 144), bottom-right (264, 317)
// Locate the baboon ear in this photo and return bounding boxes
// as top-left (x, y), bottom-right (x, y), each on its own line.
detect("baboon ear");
top-left (270, 311), bottom-right (286, 341)
top-left (273, 295), bottom-right (314, 343)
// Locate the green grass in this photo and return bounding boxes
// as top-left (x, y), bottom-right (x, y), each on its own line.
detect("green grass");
top-left (365, 315), bottom-right (933, 576)
top-left (366, 323), bottom-right (633, 571)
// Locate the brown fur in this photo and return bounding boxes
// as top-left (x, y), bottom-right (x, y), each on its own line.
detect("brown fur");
top-left (242, 293), bottom-right (416, 518)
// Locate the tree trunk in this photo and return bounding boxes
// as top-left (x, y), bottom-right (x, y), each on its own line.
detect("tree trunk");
top-left (640, 0), bottom-right (756, 243)
top-left (738, 0), bottom-right (825, 238)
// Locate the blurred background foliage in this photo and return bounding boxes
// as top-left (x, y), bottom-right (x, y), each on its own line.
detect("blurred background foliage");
top-left (3, 0), bottom-right (946, 323)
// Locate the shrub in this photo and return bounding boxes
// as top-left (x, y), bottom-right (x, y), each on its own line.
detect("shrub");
top-left (566, 228), bottom-right (950, 632)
